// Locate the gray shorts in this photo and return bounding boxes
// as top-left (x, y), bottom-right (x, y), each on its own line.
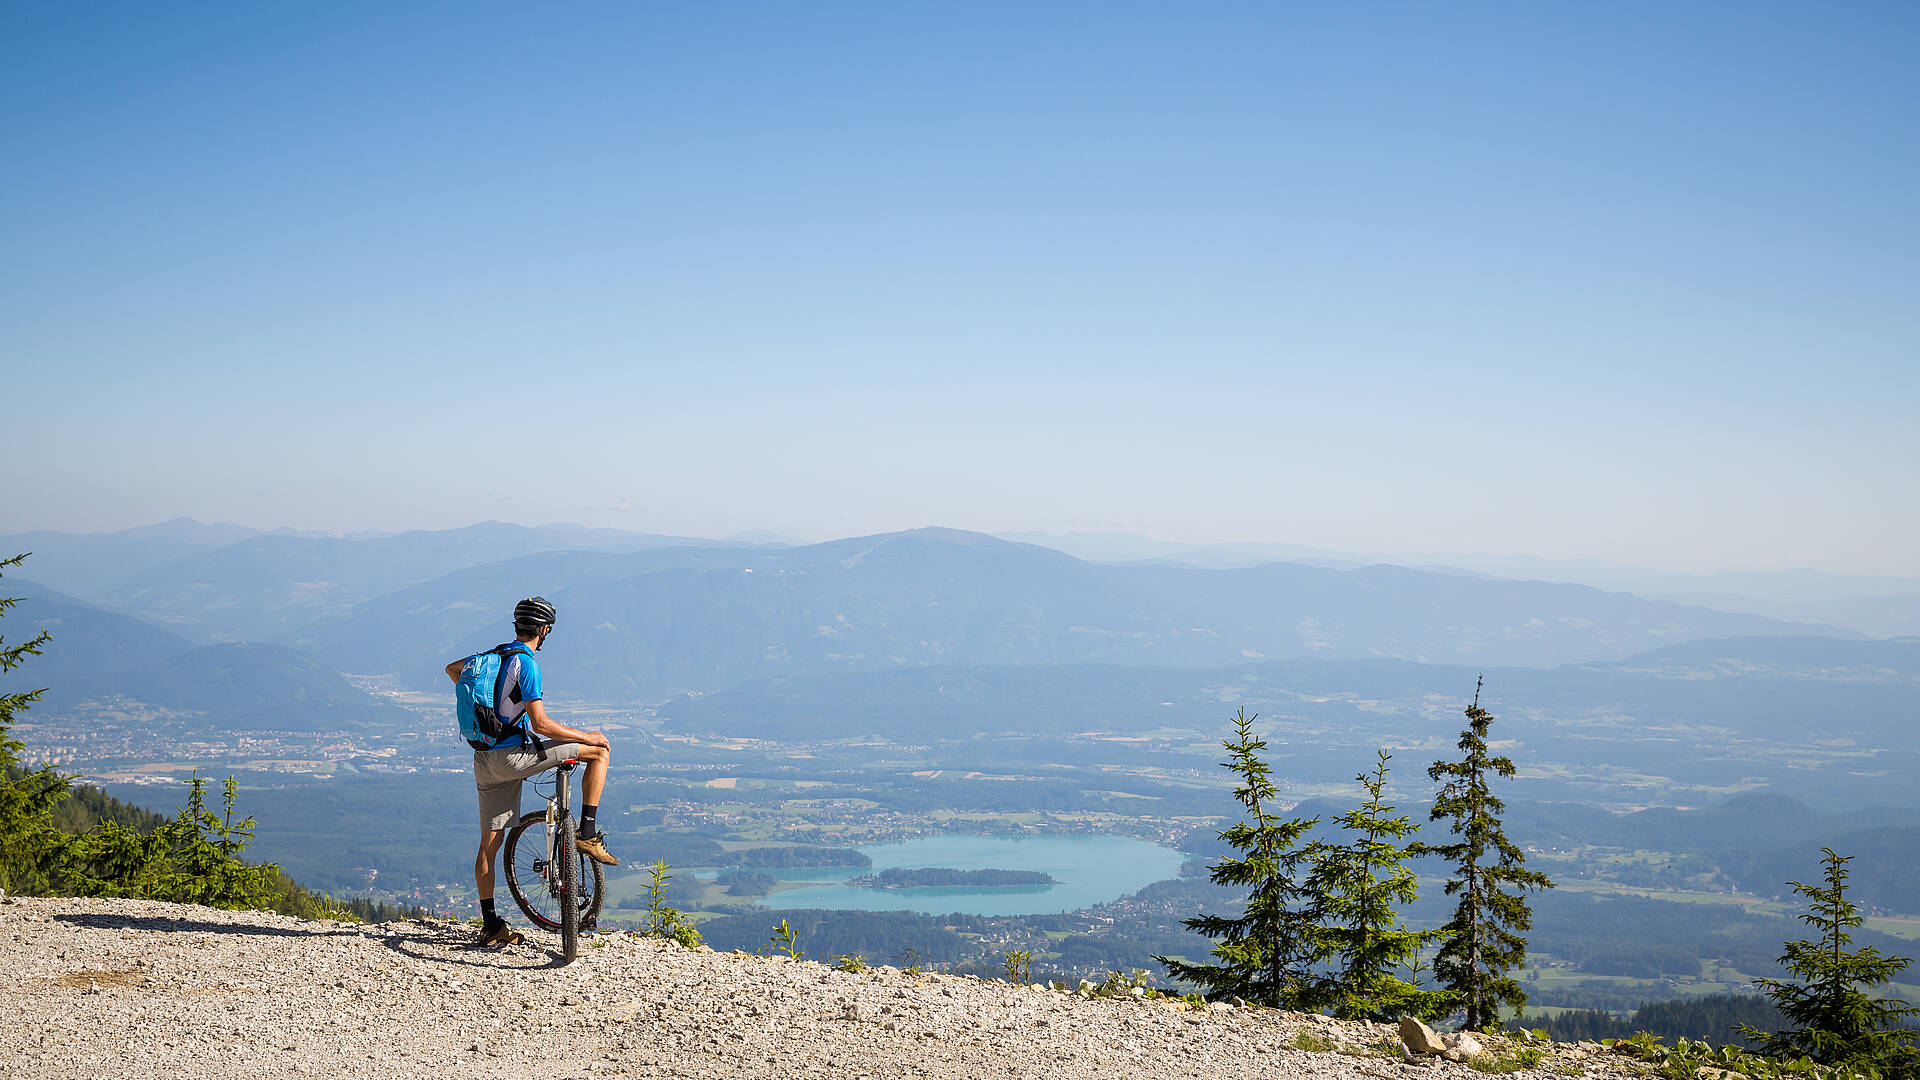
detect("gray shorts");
top-left (474, 740), bottom-right (582, 832)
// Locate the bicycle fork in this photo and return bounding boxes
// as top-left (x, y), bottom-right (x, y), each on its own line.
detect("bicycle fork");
top-left (544, 793), bottom-right (561, 890)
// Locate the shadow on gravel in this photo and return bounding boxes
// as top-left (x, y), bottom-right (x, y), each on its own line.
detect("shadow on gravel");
top-left (51, 912), bottom-right (574, 970)
top-left (52, 913), bottom-right (362, 939)
top-left (379, 925), bottom-right (573, 971)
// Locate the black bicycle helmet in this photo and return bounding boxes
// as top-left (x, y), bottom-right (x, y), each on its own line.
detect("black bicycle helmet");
top-left (513, 596), bottom-right (557, 633)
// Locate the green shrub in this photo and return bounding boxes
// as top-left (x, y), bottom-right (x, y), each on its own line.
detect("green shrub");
top-left (636, 861), bottom-right (704, 949)
top-left (1002, 949), bottom-right (1032, 984)
top-left (767, 918), bottom-right (802, 959)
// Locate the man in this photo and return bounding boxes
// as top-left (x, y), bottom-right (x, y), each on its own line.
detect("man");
top-left (446, 596), bottom-right (618, 947)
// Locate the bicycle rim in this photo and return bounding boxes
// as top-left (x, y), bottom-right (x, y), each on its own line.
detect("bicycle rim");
top-left (503, 812), bottom-right (605, 933)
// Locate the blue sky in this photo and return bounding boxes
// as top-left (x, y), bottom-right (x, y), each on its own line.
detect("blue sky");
top-left (3, 2), bottom-right (1915, 573)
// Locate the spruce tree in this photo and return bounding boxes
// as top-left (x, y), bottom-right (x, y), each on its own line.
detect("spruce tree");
top-left (1306, 750), bottom-right (1452, 1021)
top-left (0, 553), bottom-right (72, 895)
top-left (1159, 708), bottom-right (1321, 1006)
top-left (1738, 848), bottom-right (1919, 1077)
top-left (1423, 677), bottom-right (1553, 1029)
top-left (69, 774), bottom-right (281, 909)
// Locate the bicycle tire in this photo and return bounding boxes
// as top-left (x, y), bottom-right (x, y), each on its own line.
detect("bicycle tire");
top-left (557, 816), bottom-right (580, 960)
top-left (503, 811), bottom-right (606, 933)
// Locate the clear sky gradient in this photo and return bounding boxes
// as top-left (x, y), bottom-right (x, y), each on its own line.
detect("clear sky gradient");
top-left (3, 3), bottom-right (1915, 573)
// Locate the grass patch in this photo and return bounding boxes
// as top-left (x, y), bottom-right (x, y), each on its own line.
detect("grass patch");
top-left (1290, 1030), bottom-right (1338, 1053)
top-left (1464, 1047), bottom-right (1548, 1074)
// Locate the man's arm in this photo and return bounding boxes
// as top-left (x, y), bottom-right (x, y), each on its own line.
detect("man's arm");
top-left (445, 658), bottom-right (464, 683)
top-left (524, 699), bottom-right (610, 750)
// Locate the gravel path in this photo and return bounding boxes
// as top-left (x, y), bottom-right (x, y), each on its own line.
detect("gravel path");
top-left (5, 897), bottom-right (1640, 1080)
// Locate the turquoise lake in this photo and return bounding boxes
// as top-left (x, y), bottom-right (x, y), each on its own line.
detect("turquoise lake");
top-left (698, 834), bottom-right (1184, 916)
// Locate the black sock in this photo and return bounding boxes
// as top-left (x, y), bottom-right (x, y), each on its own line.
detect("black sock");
top-left (579, 804), bottom-right (598, 838)
top-left (480, 897), bottom-right (497, 923)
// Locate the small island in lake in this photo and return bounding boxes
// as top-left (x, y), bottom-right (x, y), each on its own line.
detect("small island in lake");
top-left (849, 867), bottom-right (1057, 889)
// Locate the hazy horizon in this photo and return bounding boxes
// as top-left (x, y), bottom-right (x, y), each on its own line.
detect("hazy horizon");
top-left (8, 514), bottom-right (1920, 584)
top-left (5, 4), bottom-right (1915, 576)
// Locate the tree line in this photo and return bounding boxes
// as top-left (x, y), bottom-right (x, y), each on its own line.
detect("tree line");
top-left (1519, 994), bottom-right (1789, 1045)
top-left (1166, 679), bottom-right (1918, 1078)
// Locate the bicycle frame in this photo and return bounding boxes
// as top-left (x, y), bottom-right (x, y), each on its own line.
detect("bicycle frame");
top-left (535, 761), bottom-right (576, 882)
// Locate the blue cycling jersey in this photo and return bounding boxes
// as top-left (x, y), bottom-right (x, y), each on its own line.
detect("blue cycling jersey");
top-left (488, 642), bottom-right (542, 749)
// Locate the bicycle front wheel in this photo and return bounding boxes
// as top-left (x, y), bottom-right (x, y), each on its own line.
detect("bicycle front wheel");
top-left (502, 811), bottom-right (606, 936)
top-left (557, 816), bottom-right (579, 961)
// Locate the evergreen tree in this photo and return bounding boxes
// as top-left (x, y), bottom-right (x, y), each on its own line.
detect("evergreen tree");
top-left (1738, 848), bottom-right (1920, 1077)
top-left (1307, 750), bottom-right (1452, 1021)
top-left (68, 773), bottom-right (280, 909)
top-left (0, 553), bottom-right (73, 895)
top-left (1423, 677), bottom-right (1554, 1029)
top-left (1159, 708), bottom-right (1321, 1006)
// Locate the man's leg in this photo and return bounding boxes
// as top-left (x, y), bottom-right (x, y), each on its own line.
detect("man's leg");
top-left (576, 743), bottom-right (610, 809)
top-left (474, 828), bottom-right (507, 909)
top-left (572, 743), bottom-right (617, 864)
top-left (472, 828), bottom-right (523, 944)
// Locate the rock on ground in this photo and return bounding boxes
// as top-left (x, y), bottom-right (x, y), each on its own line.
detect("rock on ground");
top-left (3, 897), bottom-right (1639, 1080)
top-left (1401, 1016), bottom-right (1446, 1055)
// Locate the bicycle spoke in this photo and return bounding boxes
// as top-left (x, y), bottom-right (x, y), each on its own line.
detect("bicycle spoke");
top-left (505, 812), bottom-right (604, 933)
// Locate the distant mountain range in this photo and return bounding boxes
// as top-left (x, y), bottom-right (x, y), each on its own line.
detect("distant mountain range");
top-left (9, 520), bottom-right (1914, 761)
top-left (1001, 531), bottom-right (1920, 636)
top-left (2, 579), bottom-right (411, 732)
top-left (0, 518), bottom-right (261, 599)
top-left (6, 523), bottom-right (1864, 700)
top-left (0, 519), bottom-right (779, 641)
top-left (279, 527), bottom-right (1856, 698)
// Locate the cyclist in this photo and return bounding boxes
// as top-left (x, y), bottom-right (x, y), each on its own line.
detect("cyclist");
top-left (446, 596), bottom-right (618, 947)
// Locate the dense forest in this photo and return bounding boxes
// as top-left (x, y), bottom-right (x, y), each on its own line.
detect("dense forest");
top-left (715, 870), bottom-right (776, 896)
top-left (43, 778), bottom-right (167, 834)
top-left (1518, 994), bottom-right (1788, 1046)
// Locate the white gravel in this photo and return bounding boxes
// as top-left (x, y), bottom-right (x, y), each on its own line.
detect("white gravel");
top-left (4, 897), bottom-right (1643, 1080)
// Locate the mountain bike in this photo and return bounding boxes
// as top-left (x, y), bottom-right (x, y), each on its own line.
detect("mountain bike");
top-left (503, 759), bottom-right (605, 960)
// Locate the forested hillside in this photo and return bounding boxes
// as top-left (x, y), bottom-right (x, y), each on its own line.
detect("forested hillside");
top-left (1519, 994), bottom-right (1789, 1045)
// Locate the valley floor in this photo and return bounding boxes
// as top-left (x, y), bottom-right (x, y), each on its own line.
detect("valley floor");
top-left (6, 897), bottom-right (1645, 1080)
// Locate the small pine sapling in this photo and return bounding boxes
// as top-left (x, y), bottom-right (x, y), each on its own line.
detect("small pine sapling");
top-left (1738, 848), bottom-right (1919, 1076)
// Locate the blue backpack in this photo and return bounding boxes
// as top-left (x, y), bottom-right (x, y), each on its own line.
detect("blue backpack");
top-left (454, 644), bottom-right (531, 751)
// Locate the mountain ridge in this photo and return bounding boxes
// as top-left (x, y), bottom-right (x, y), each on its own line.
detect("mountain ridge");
top-left (1, 578), bottom-right (413, 730)
top-left (290, 527), bottom-right (1847, 698)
